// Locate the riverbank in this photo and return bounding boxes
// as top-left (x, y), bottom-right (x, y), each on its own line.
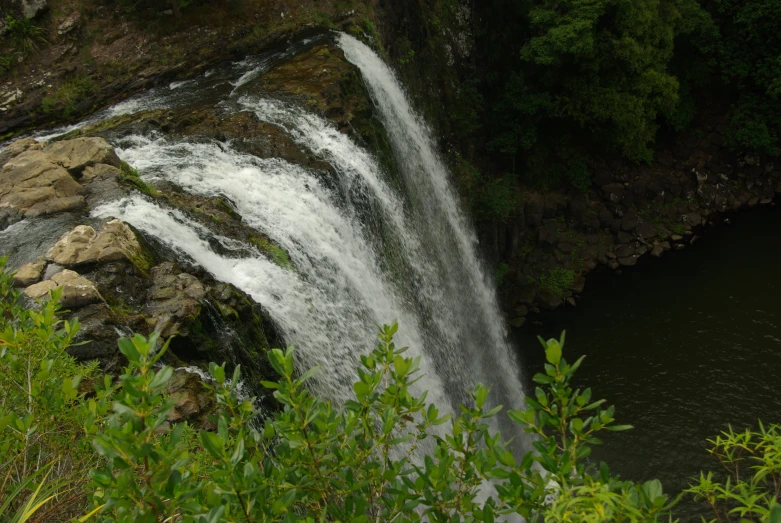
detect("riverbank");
top-left (490, 117), bottom-right (781, 328)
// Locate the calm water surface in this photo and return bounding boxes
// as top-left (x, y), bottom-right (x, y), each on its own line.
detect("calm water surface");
top-left (516, 204), bottom-right (781, 521)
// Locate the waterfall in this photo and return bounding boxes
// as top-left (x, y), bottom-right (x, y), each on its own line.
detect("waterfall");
top-left (335, 34), bottom-right (526, 424)
top-left (88, 31), bottom-right (525, 448)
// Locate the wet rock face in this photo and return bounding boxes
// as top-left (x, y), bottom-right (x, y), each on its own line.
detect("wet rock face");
top-left (145, 262), bottom-right (207, 338)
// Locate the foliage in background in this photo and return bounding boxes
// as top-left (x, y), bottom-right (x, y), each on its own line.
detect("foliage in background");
top-left (4, 15), bottom-right (46, 55)
top-left (709, 0), bottom-right (781, 155)
top-left (539, 267), bottom-right (576, 298)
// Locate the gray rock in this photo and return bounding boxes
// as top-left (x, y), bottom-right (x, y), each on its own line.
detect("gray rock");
top-left (660, 241), bottom-right (671, 250)
top-left (620, 212), bottom-right (639, 232)
top-left (616, 244), bottom-right (635, 258)
top-left (618, 256), bottom-right (637, 267)
top-left (57, 12), bottom-right (80, 35)
top-left (617, 231), bottom-right (633, 244)
top-left (537, 288), bottom-right (563, 311)
top-left (671, 234), bottom-right (684, 242)
top-left (601, 183), bottom-right (625, 201)
top-left (21, 0), bottom-right (48, 19)
top-left (46, 220), bottom-right (143, 266)
top-left (51, 270), bottom-right (104, 308)
top-left (607, 259), bottom-right (620, 270)
top-left (0, 150), bottom-right (85, 215)
top-left (636, 222), bottom-right (657, 239)
top-left (598, 206), bottom-right (613, 228)
top-left (12, 260), bottom-right (45, 287)
top-left (686, 212), bottom-right (703, 227)
top-left (651, 245), bottom-right (664, 258)
top-left (43, 138), bottom-right (121, 174)
top-left (145, 263), bottom-right (206, 338)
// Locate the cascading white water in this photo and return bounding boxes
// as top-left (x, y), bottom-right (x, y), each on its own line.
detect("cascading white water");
top-left (335, 34), bottom-right (526, 420)
top-left (86, 31), bottom-right (526, 449)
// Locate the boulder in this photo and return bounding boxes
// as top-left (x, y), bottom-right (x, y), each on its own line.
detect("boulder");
top-left (24, 270), bottom-right (103, 309)
top-left (166, 370), bottom-right (217, 428)
top-left (598, 206), bottom-right (613, 228)
top-left (636, 222), bottom-right (657, 240)
top-left (23, 279), bottom-right (57, 300)
top-left (43, 137), bottom-right (121, 174)
top-left (46, 220), bottom-right (143, 267)
top-left (537, 288), bottom-right (563, 311)
top-left (50, 270), bottom-right (104, 308)
top-left (651, 244), bottom-right (664, 258)
top-left (57, 12), bottom-right (80, 35)
top-left (21, 0), bottom-right (48, 19)
top-left (620, 212), bottom-right (639, 232)
top-left (509, 317), bottom-right (526, 328)
top-left (618, 256), bottom-right (637, 267)
top-left (570, 275), bottom-right (586, 294)
top-left (616, 244), bottom-right (635, 259)
top-left (12, 260), bottom-right (45, 287)
top-left (601, 183), bottom-right (625, 202)
top-left (0, 150), bottom-right (85, 215)
top-left (0, 137), bottom-right (42, 166)
top-left (82, 163), bottom-right (121, 182)
top-left (616, 231), bottom-right (633, 244)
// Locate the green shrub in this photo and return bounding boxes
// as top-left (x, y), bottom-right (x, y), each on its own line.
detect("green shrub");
top-left (0, 258), bottom-right (98, 519)
top-left (41, 75), bottom-right (97, 118)
top-left (5, 15), bottom-right (46, 55)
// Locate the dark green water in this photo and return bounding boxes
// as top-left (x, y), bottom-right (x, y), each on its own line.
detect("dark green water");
top-left (515, 204), bottom-right (781, 521)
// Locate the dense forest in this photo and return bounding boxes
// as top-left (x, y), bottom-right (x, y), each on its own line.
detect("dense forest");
top-left (463, 0), bottom-right (780, 189)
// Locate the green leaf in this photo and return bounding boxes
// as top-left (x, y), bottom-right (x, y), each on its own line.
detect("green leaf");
top-left (605, 424), bottom-right (633, 431)
top-left (544, 339), bottom-right (562, 365)
top-left (200, 430), bottom-right (224, 459)
top-left (117, 338), bottom-right (140, 362)
top-left (149, 366), bottom-right (173, 390)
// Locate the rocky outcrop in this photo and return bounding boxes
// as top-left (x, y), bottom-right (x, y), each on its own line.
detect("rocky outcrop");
top-left (492, 134), bottom-right (781, 324)
top-left (0, 150), bottom-right (85, 218)
top-left (43, 137), bottom-right (121, 174)
top-left (24, 269), bottom-right (103, 308)
top-left (0, 137), bottom-right (126, 229)
top-left (145, 263), bottom-right (207, 338)
top-left (46, 220), bottom-right (145, 268)
top-left (12, 260), bottom-right (45, 287)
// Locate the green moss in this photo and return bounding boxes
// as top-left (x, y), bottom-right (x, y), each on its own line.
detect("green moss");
top-left (119, 161), bottom-right (160, 199)
top-left (539, 268), bottom-right (576, 298)
top-left (41, 75), bottom-right (97, 118)
top-left (250, 236), bottom-right (293, 270)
